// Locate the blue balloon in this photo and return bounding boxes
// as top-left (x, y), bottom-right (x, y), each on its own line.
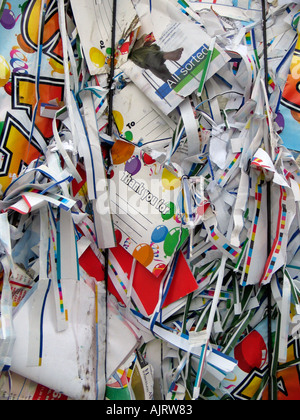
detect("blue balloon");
top-left (151, 225), bottom-right (169, 243)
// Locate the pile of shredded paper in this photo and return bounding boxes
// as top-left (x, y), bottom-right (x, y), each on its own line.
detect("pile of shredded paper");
top-left (1, 0), bottom-right (300, 401)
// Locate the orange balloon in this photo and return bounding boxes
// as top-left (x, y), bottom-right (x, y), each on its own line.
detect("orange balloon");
top-left (133, 244), bottom-right (154, 267)
top-left (291, 109), bottom-right (300, 123)
top-left (111, 140), bottom-right (135, 165)
top-left (16, 34), bottom-right (35, 54)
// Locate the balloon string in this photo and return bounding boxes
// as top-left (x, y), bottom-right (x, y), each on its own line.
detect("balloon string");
top-left (107, 0), bottom-right (117, 138)
top-left (0, 1), bottom-right (7, 21)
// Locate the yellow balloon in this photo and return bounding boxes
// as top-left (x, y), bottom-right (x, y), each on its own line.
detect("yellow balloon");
top-left (89, 47), bottom-right (105, 68)
top-left (290, 55), bottom-right (300, 80)
top-left (113, 110), bottom-right (124, 133)
top-left (49, 58), bottom-right (66, 75)
top-left (162, 168), bottom-right (181, 190)
top-left (0, 56), bottom-right (10, 88)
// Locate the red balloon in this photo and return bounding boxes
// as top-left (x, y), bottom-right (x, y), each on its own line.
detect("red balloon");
top-left (234, 331), bottom-right (267, 374)
top-left (4, 81), bottom-right (12, 96)
top-left (115, 229), bottom-right (122, 244)
top-left (143, 153), bottom-right (156, 165)
top-left (152, 263), bottom-right (166, 277)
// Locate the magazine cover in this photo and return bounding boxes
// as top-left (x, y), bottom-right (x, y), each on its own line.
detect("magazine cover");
top-left (122, 0), bottom-right (230, 115)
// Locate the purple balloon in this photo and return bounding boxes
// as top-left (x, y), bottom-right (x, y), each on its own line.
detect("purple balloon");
top-left (0, 9), bottom-right (16, 30)
top-left (125, 156), bottom-right (142, 176)
top-left (275, 111), bottom-right (285, 134)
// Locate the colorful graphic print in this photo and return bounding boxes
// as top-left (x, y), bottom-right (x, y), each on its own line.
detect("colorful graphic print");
top-left (0, 0), bottom-right (65, 194)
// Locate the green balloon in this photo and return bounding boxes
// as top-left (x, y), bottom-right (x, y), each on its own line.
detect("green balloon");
top-left (124, 131), bottom-right (134, 141)
top-left (164, 227), bottom-right (189, 257)
top-left (162, 202), bottom-right (176, 221)
top-left (179, 228), bottom-right (189, 248)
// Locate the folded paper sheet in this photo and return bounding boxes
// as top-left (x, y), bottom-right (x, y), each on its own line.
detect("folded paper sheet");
top-left (112, 83), bottom-right (176, 145)
top-left (70, 0), bottom-right (140, 75)
top-left (122, 0), bottom-right (230, 114)
top-left (10, 279), bottom-right (140, 400)
top-left (109, 245), bottom-right (198, 316)
top-left (110, 142), bottom-right (188, 275)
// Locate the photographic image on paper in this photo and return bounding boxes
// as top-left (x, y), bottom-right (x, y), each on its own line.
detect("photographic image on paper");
top-left (122, 0), bottom-right (229, 115)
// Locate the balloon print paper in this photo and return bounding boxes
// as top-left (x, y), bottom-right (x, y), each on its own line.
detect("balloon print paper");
top-left (70, 0), bottom-right (140, 76)
top-left (280, 33), bottom-right (300, 151)
top-left (112, 83), bottom-right (176, 145)
top-left (0, 0), bottom-right (65, 194)
top-left (110, 141), bottom-right (188, 276)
